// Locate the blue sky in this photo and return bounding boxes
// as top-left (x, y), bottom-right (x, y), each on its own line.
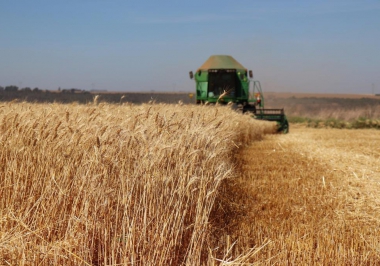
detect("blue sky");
top-left (1, 0), bottom-right (379, 94)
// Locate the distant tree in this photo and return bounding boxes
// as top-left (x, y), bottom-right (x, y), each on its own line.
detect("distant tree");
top-left (5, 85), bottom-right (18, 91)
top-left (33, 87), bottom-right (40, 92)
top-left (21, 87), bottom-right (32, 92)
top-left (0, 86), bottom-right (4, 91)
top-left (58, 87), bottom-right (61, 92)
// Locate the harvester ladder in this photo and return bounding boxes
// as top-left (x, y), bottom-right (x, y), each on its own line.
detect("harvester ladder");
top-left (249, 80), bottom-right (264, 107)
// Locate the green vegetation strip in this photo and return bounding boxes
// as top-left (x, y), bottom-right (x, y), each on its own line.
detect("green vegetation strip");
top-left (288, 116), bottom-right (380, 129)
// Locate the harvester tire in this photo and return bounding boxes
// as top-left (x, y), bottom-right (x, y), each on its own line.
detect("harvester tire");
top-left (281, 120), bottom-right (289, 134)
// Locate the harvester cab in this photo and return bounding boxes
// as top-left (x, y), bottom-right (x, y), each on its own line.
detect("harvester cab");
top-left (189, 55), bottom-right (289, 133)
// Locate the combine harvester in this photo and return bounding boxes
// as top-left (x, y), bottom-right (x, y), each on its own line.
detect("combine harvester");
top-left (189, 55), bottom-right (289, 133)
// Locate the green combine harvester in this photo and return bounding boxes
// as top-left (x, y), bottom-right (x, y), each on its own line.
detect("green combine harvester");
top-left (189, 55), bottom-right (289, 133)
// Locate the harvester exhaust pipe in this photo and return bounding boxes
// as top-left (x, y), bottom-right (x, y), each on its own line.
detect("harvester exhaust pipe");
top-left (249, 70), bottom-right (253, 78)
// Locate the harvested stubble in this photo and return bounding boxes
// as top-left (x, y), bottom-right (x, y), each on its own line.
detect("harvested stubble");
top-left (0, 102), bottom-right (275, 265)
top-left (211, 125), bottom-right (380, 265)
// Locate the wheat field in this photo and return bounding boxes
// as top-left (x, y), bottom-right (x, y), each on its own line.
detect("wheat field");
top-left (1, 101), bottom-right (380, 265)
top-left (0, 101), bottom-right (276, 265)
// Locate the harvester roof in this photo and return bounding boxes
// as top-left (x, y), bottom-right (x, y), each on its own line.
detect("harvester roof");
top-left (197, 55), bottom-right (246, 72)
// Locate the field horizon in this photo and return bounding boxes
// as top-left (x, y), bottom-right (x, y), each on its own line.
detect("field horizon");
top-left (1, 89), bottom-right (380, 103)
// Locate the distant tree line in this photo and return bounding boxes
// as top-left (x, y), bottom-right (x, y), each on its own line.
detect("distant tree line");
top-left (0, 85), bottom-right (42, 92)
top-left (0, 85), bottom-right (90, 94)
top-left (60, 88), bottom-right (90, 94)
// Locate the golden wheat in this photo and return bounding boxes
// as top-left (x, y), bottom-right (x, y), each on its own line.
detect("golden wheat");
top-left (0, 101), bottom-right (275, 265)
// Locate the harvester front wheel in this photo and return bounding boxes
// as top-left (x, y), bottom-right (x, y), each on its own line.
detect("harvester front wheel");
top-left (281, 120), bottom-right (289, 134)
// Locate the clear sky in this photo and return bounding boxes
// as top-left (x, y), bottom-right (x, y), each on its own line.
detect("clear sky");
top-left (1, 0), bottom-right (379, 94)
